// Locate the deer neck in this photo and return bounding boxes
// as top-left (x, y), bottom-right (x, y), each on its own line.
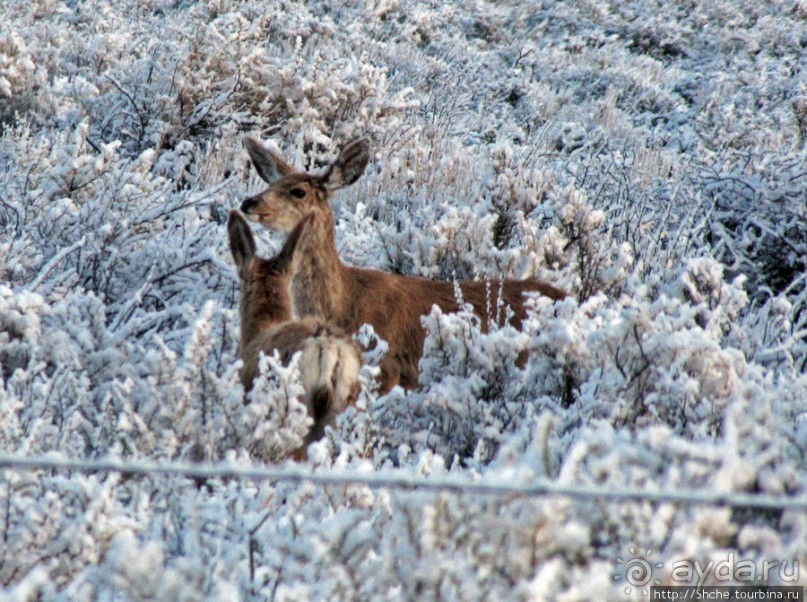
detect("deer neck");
top-left (291, 209), bottom-right (351, 324)
top-left (239, 273), bottom-right (292, 352)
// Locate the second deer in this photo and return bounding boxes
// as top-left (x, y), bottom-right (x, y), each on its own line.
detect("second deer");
top-left (240, 138), bottom-right (567, 394)
top-left (228, 210), bottom-right (361, 460)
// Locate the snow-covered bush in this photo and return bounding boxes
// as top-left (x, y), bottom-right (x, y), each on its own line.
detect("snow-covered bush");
top-left (373, 303), bottom-right (530, 464)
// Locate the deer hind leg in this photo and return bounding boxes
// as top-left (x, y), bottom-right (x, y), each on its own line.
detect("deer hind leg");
top-left (376, 356), bottom-right (402, 395)
top-left (331, 341), bottom-right (362, 411)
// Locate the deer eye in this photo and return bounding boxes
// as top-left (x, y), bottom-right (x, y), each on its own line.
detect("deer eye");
top-left (289, 188), bottom-right (306, 199)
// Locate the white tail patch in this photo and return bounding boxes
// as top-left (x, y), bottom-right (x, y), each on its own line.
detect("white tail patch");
top-left (298, 332), bottom-right (362, 416)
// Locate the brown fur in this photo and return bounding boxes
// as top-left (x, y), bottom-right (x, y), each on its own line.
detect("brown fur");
top-left (228, 210), bottom-right (362, 459)
top-left (241, 138), bottom-right (567, 393)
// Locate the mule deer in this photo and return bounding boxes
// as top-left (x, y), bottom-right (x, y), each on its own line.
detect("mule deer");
top-left (240, 138), bottom-right (567, 393)
top-left (228, 209), bottom-right (361, 460)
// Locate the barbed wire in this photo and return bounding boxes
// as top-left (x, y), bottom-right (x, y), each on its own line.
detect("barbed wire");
top-left (2, 453), bottom-right (806, 510)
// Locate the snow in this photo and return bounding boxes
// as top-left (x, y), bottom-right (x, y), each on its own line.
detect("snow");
top-left (1, 0), bottom-right (806, 599)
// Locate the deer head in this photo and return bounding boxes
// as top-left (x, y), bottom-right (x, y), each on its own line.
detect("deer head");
top-left (240, 137), bottom-right (370, 232)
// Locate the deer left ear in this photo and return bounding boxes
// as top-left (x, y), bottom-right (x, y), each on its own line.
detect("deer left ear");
top-left (244, 136), bottom-right (296, 184)
top-left (228, 210), bottom-right (257, 273)
top-left (321, 138), bottom-right (370, 191)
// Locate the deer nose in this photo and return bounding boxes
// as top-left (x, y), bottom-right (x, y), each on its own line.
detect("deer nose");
top-left (240, 197), bottom-right (259, 213)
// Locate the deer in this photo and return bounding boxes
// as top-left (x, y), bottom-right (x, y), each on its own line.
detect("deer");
top-left (228, 209), bottom-right (362, 460)
top-left (240, 137), bottom-right (567, 394)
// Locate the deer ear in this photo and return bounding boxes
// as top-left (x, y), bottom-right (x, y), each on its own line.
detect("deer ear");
top-left (321, 138), bottom-right (370, 191)
top-left (244, 136), bottom-right (296, 184)
top-left (228, 210), bottom-right (257, 272)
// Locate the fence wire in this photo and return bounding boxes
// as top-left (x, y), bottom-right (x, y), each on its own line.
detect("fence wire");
top-left (2, 453), bottom-right (806, 511)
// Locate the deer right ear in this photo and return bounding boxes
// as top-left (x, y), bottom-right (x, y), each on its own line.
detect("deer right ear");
top-left (228, 210), bottom-right (257, 272)
top-left (321, 138), bottom-right (370, 191)
top-left (244, 136), bottom-right (296, 184)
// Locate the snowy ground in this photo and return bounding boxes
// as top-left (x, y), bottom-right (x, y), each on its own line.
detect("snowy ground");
top-left (1, 0), bottom-right (806, 600)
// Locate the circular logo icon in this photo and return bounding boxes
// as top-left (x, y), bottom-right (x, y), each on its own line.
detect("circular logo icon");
top-left (613, 546), bottom-right (663, 596)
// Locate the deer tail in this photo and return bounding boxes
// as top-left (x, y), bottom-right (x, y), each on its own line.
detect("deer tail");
top-left (310, 385), bottom-right (333, 423)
